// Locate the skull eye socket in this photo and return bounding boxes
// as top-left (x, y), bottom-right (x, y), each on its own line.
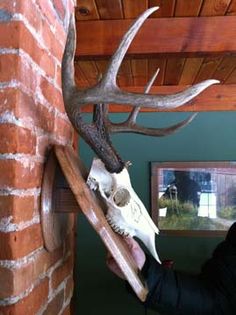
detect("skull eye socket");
top-left (113, 188), bottom-right (130, 207)
top-left (104, 191), bottom-right (111, 198)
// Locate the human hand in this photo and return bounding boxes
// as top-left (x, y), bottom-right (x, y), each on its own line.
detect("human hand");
top-left (106, 237), bottom-right (146, 280)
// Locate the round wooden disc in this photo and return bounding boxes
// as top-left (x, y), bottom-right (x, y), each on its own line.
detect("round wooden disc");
top-left (41, 151), bottom-right (70, 252)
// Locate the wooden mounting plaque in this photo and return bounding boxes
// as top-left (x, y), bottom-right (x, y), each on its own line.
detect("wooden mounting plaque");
top-left (54, 145), bottom-right (148, 302)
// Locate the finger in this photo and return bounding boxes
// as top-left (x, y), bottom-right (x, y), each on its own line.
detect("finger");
top-left (123, 236), bottom-right (140, 250)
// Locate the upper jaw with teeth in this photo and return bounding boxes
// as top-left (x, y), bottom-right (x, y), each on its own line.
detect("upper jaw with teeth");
top-left (87, 158), bottom-right (161, 263)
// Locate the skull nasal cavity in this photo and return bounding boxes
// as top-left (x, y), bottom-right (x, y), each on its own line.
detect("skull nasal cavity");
top-left (113, 188), bottom-right (131, 207)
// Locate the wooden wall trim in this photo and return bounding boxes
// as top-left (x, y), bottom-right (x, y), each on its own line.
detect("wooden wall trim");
top-left (76, 16), bottom-right (236, 59)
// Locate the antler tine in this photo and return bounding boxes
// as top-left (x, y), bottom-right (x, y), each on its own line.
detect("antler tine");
top-left (108, 113), bottom-right (197, 136)
top-left (127, 68), bottom-right (160, 124)
top-left (107, 68), bottom-right (198, 136)
top-left (100, 6), bottom-right (159, 88)
top-left (84, 78), bottom-right (219, 109)
top-left (62, 14), bottom-right (76, 104)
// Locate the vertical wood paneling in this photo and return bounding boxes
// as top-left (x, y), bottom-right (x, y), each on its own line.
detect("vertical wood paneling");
top-left (200, 0), bottom-right (231, 16)
top-left (212, 57), bottom-right (236, 83)
top-left (148, 0), bottom-right (176, 17)
top-left (164, 57), bottom-right (185, 85)
top-left (77, 61), bottom-right (99, 85)
top-left (118, 59), bottom-right (134, 86)
top-left (74, 62), bottom-right (89, 87)
top-left (123, 0), bottom-right (148, 18)
top-left (131, 59), bottom-right (148, 85)
top-left (75, 0), bottom-right (99, 20)
top-left (175, 0), bottom-right (203, 16)
top-left (148, 58), bottom-right (166, 85)
top-left (95, 59), bottom-right (109, 78)
top-left (194, 57), bottom-right (222, 83)
top-left (179, 58), bottom-right (203, 85)
top-left (226, 0), bottom-right (236, 15)
top-left (95, 0), bottom-right (123, 19)
top-left (225, 68), bottom-right (236, 83)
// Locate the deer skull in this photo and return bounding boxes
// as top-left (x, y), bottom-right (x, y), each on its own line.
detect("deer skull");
top-left (87, 158), bottom-right (161, 263)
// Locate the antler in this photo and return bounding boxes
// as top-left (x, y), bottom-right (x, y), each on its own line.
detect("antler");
top-left (62, 7), bottom-right (219, 173)
top-left (106, 69), bottom-right (197, 136)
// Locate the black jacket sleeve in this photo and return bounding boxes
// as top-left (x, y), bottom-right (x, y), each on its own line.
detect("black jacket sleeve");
top-left (141, 222), bottom-right (236, 315)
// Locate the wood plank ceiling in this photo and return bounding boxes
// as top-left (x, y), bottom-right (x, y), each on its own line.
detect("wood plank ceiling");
top-left (74, 0), bottom-right (236, 111)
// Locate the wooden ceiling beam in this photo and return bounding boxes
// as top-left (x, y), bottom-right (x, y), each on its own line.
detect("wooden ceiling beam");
top-left (75, 16), bottom-right (236, 59)
top-left (81, 84), bottom-right (236, 112)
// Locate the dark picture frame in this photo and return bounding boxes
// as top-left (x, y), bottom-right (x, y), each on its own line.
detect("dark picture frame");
top-left (151, 162), bottom-right (236, 236)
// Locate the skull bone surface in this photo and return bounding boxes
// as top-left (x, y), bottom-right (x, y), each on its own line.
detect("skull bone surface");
top-left (87, 158), bottom-right (161, 263)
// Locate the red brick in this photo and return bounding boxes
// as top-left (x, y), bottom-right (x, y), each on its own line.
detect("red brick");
top-left (0, 224), bottom-right (43, 260)
top-left (54, 20), bottom-right (67, 46)
top-left (18, 91), bottom-right (55, 133)
top-left (0, 54), bottom-right (19, 82)
top-left (0, 88), bottom-right (55, 133)
top-left (43, 290), bottom-right (64, 315)
top-left (0, 267), bottom-right (14, 299)
top-left (35, 0), bottom-right (65, 35)
top-left (0, 1), bottom-right (42, 32)
top-left (55, 63), bottom-right (62, 88)
top-left (1, 0), bottom-right (19, 12)
top-left (0, 246), bottom-right (63, 299)
top-left (62, 305), bottom-right (71, 315)
top-left (0, 195), bottom-right (35, 223)
top-left (0, 21), bottom-right (21, 48)
top-left (0, 88), bottom-right (18, 115)
top-left (38, 50), bottom-right (56, 80)
top-left (32, 246), bottom-right (63, 279)
top-left (32, 103), bottom-right (55, 133)
top-left (41, 18), bottom-right (64, 61)
top-left (37, 136), bottom-right (69, 158)
top-left (0, 22), bottom-right (56, 79)
top-left (1, 1), bottom-right (65, 61)
top-left (65, 276), bottom-right (74, 301)
top-left (0, 278), bottom-right (49, 315)
top-left (20, 1), bottom-right (43, 32)
top-left (0, 54), bottom-right (38, 92)
top-left (26, 2), bottom-right (44, 33)
top-left (0, 22), bottom-right (20, 49)
top-left (40, 77), bottom-right (64, 112)
top-left (0, 160), bottom-right (43, 189)
top-left (51, 254), bottom-right (73, 290)
top-left (67, 0), bottom-right (75, 13)
top-left (35, 0), bottom-right (56, 23)
top-left (54, 117), bottom-right (73, 141)
top-left (4, 0), bottom-right (43, 32)
top-left (0, 0), bottom-right (75, 313)
top-left (19, 98), bottom-right (55, 134)
top-left (0, 124), bottom-right (36, 154)
top-left (52, 0), bottom-right (66, 21)
top-left (36, 0), bottom-right (66, 48)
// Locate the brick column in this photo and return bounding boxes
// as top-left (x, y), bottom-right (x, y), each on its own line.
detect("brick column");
top-left (0, 0), bottom-right (76, 314)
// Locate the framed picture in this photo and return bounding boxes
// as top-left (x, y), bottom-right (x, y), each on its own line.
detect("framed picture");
top-left (151, 162), bottom-right (236, 236)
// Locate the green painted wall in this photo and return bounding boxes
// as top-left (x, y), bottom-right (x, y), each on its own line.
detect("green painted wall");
top-left (75, 112), bottom-right (236, 315)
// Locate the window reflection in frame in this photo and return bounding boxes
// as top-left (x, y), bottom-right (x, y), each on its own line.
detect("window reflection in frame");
top-left (151, 162), bottom-right (236, 236)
